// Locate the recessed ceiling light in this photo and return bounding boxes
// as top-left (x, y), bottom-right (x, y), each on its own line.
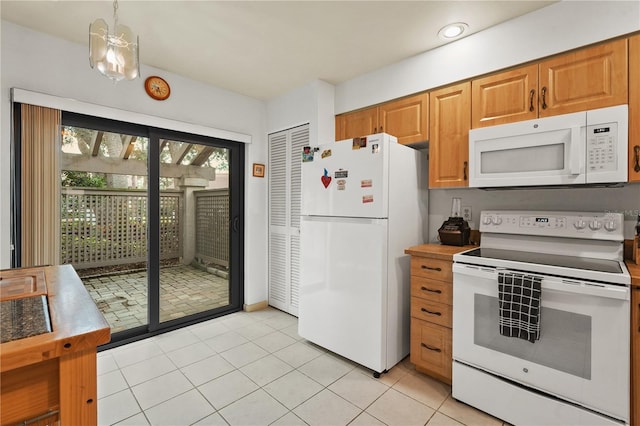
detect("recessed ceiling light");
top-left (438, 22), bottom-right (469, 40)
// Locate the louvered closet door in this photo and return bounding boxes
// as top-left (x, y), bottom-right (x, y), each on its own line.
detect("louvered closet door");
top-left (268, 124), bottom-right (309, 316)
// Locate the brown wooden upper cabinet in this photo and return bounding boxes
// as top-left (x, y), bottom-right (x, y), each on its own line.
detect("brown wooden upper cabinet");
top-left (471, 64), bottom-right (538, 128)
top-left (629, 34), bottom-right (640, 183)
top-left (429, 82), bottom-right (471, 188)
top-left (472, 39), bottom-right (628, 128)
top-left (335, 92), bottom-right (429, 145)
top-left (335, 107), bottom-right (378, 141)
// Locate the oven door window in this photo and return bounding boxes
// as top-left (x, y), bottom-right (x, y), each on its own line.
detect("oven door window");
top-left (474, 294), bottom-right (591, 379)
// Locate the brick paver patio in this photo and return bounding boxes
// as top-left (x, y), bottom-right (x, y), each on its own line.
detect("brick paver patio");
top-left (82, 265), bottom-right (229, 334)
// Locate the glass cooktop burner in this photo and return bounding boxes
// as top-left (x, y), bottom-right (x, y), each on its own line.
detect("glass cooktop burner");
top-left (460, 247), bottom-right (623, 274)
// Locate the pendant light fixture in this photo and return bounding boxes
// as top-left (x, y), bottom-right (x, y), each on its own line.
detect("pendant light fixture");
top-left (89, 0), bottom-right (139, 81)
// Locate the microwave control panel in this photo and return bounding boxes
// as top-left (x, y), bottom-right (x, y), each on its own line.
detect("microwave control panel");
top-left (587, 122), bottom-right (617, 172)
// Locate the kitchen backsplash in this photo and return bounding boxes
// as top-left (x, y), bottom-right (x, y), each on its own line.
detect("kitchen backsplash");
top-left (428, 184), bottom-right (640, 243)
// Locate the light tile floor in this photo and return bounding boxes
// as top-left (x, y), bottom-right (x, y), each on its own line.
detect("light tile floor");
top-left (98, 307), bottom-right (508, 426)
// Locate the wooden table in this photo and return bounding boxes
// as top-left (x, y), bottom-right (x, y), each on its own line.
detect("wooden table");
top-left (0, 265), bottom-right (110, 425)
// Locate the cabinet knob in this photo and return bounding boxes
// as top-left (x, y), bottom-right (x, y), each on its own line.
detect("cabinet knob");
top-left (541, 86), bottom-right (548, 109)
top-left (420, 286), bottom-right (442, 294)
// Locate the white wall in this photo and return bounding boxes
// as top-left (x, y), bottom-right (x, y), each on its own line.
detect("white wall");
top-left (0, 21), bottom-right (269, 305)
top-left (267, 79), bottom-right (335, 143)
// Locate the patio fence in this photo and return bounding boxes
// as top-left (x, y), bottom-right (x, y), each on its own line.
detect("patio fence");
top-left (194, 189), bottom-right (229, 268)
top-left (60, 188), bottom-right (183, 269)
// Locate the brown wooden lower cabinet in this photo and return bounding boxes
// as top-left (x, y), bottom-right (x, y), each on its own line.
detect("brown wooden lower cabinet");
top-left (0, 265), bottom-right (110, 425)
top-left (408, 255), bottom-right (454, 384)
top-left (410, 318), bottom-right (452, 382)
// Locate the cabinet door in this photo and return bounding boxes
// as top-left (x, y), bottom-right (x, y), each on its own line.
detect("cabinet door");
top-left (335, 107), bottom-right (378, 141)
top-left (471, 64), bottom-right (538, 128)
top-left (410, 318), bottom-right (452, 383)
top-left (429, 82), bottom-right (471, 188)
top-left (538, 39), bottom-right (628, 117)
top-left (379, 92), bottom-right (429, 144)
top-left (629, 35), bottom-right (640, 183)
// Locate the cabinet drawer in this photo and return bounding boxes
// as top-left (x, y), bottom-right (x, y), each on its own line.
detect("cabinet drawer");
top-left (411, 297), bottom-right (452, 328)
top-left (411, 276), bottom-right (452, 305)
top-left (410, 257), bottom-right (452, 282)
top-left (410, 318), bottom-right (452, 382)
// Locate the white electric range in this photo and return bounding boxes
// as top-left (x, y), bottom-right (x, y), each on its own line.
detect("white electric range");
top-left (452, 210), bottom-right (630, 426)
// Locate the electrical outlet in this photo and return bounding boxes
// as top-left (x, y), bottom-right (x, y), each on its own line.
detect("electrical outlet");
top-left (462, 206), bottom-right (472, 222)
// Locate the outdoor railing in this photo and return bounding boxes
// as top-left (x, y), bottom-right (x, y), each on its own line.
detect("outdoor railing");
top-left (194, 189), bottom-right (229, 268)
top-left (60, 188), bottom-right (183, 269)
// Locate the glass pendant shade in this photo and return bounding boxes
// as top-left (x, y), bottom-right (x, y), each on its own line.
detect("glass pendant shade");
top-left (89, 3), bottom-right (139, 81)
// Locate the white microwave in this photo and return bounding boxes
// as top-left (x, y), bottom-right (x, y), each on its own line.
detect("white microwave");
top-left (468, 104), bottom-right (628, 188)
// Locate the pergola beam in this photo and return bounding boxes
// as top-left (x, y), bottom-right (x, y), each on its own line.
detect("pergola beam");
top-left (61, 153), bottom-right (216, 180)
top-left (190, 146), bottom-right (215, 166)
top-left (169, 143), bottom-right (192, 165)
top-left (120, 136), bottom-right (137, 159)
top-left (90, 131), bottom-right (104, 157)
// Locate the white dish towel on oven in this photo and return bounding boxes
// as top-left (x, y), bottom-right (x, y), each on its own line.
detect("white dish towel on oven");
top-left (498, 272), bottom-right (542, 343)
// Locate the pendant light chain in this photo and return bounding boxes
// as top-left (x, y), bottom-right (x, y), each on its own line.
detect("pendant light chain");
top-left (113, 0), bottom-right (119, 30)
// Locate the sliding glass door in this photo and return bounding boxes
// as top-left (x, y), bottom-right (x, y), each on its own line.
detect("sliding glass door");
top-left (153, 134), bottom-right (235, 326)
top-left (60, 121), bottom-right (150, 335)
top-left (55, 112), bottom-right (244, 343)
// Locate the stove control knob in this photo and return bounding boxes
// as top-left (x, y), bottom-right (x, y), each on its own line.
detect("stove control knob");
top-left (589, 220), bottom-right (602, 231)
top-left (482, 216), bottom-right (493, 225)
top-left (604, 220), bottom-right (617, 232)
top-left (493, 216), bottom-right (503, 225)
top-left (573, 219), bottom-right (586, 230)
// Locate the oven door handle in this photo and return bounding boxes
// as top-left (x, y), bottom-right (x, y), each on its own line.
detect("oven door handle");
top-left (542, 278), bottom-right (629, 301)
top-left (453, 264), bottom-right (629, 301)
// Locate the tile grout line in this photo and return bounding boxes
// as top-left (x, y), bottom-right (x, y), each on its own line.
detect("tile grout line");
top-left (98, 309), bottom-right (502, 426)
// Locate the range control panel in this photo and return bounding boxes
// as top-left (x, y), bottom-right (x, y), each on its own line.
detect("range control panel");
top-left (479, 210), bottom-right (624, 241)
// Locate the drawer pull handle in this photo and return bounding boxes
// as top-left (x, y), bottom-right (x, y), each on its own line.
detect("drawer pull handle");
top-left (421, 308), bottom-right (442, 316)
top-left (421, 343), bottom-right (442, 352)
top-left (420, 265), bottom-right (442, 272)
top-left (421, 286), bottom-right (442, 294)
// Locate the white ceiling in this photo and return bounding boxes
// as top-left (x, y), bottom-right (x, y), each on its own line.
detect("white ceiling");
top-left (0, 1), bottom-right (556, 100)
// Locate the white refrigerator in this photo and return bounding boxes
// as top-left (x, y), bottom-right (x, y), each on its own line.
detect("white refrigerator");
top-left (298, 133), bottom-right (427, 376)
